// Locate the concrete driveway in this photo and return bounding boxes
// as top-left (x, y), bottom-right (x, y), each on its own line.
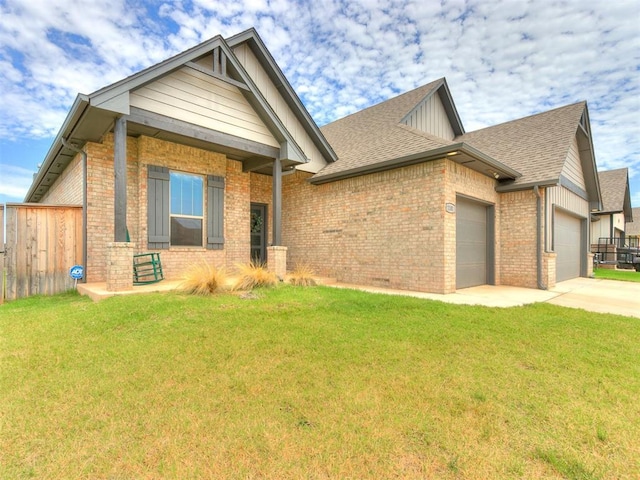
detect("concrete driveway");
top-left (545, 277), bottom-right (640, 318)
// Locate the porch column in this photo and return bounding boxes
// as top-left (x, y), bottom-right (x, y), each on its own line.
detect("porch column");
top-left (272, 156), bottom-right (282, 245)
top-left (107, 116), bottom-right (133, 292)
top-left (269, 157), bottom-right (287, 279)
top-left (114, 116), bottom-right (127, 242)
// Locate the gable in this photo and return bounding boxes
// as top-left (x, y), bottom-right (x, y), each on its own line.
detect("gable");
top-left (232, 42), bottom-right (330, 173)
top-left (401, 89), bottom-right (456, 140)
top-left (560, 135), bottom-right (586, 191)
top-left (130, 65), bottom-right (280, 148)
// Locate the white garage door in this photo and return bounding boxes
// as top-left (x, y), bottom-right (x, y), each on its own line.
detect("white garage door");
top-left (456, 197), bottom-right (487, 289)
top-left (555, 210), bottom-right (582, 282)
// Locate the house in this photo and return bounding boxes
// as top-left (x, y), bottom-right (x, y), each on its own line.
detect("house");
top-left (24, 28), bottom-right (603, 294)
top-left (626, 208), bottom-right (640, 246)
top-left (590, 168), bottom-right (633, 245)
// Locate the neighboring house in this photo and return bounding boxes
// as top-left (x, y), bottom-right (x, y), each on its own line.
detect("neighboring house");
top-left (624, 207), bottom-right (640, 245)
top-left (25, 28), bottom-right (603, 294)
top-left (590, 168), bottom-right (633, 244)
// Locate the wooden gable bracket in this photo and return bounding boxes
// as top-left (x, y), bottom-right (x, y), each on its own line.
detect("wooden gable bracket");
top-left (185, 46), bottom-right (249, 92)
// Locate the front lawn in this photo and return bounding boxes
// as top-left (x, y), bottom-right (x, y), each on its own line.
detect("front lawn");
top-left (594, 268), bottom-right (640, 282)
top-left (1, 287), bottom-right (638, 479)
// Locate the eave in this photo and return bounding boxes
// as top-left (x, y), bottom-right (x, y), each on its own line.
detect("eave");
top-left (310, 143), bottom-right (520, 185)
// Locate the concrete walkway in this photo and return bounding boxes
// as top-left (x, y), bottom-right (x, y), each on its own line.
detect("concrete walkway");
top-left (328, 277), bottom-right (640, 318)
top-left (77, 276), bottom-right (640, 318)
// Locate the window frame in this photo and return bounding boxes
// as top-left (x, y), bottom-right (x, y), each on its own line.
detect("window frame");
top-left (169, 170), bottom-right (204, 247)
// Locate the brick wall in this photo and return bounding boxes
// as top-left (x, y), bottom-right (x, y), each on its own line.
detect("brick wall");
top-left (40, 153), bottom-right (84, 204)
top-left (499, 189), bottom-right (539, 288)
top-left (283, 160), bottom-right (450, 293)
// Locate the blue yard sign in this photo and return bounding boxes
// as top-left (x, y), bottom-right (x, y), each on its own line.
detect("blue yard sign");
top-left (69, 265), bottom-right (84, 280)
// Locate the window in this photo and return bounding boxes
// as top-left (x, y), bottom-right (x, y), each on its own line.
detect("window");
top-left (147, 166), bottom-right (224, 250)
top-left (170, 171), bottom-right (203, 246)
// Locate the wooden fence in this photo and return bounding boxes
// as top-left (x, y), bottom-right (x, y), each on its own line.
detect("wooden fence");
top-left (2, 203), bottom-right (83, 302)
top-left (1, 204), bottom-right (4, 304)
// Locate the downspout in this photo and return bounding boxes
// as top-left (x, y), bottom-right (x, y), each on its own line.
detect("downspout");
top-left (533, 186), bottom-right (546, 290)
top-left (61, 138), bottom-right (88, 283)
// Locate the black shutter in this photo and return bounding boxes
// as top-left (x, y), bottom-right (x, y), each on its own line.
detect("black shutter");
top-left (207, 175), bottom-right (224, 250)
top-left (147, 165), bottom-right (170, 249)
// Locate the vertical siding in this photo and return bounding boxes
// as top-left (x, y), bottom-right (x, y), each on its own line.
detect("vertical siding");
top-left (561, 135), bottom-right (586, 190)
top-left (402, 92), bottom-right (455, 140)
top-left (545, 185), bottom-right (589, 249)
top-left (130, 67), bottom-right (279, 148)
top-left (232, 44), bottom-right (328, 173)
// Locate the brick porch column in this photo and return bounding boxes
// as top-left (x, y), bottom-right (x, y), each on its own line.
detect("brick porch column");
top-left (106, 242), bottom-right (135, 291)
top-left (267, 246), bottom-right (287, 281)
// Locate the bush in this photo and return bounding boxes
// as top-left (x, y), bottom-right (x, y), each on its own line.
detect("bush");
top-left (180, 262), bottom-right (228, 295)
top-left (289, 262), bottom-right (317, 286)
top-left (234, 261), bottom-right (278, 291)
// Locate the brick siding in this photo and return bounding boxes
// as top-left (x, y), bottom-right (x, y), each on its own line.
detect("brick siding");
top-left (40, 153), bottom-right (84, 204)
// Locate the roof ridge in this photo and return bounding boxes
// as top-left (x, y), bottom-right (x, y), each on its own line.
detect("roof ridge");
top-left (460, 101), bottom-right (586, 137)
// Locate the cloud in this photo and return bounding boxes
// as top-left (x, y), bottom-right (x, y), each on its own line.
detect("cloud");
top-left (0, 164), bottom-right (35, 201)
top-left (1, 0), bottom-right (639, 203)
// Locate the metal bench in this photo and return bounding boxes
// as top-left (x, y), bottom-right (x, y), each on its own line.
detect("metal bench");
top-left (133, 252), bottom-right (164, 285)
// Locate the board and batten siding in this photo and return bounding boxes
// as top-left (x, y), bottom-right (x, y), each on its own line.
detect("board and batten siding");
top-left (561, 136), bottom-right (586, 190)
top-left (130, 67), bottom-right (279, 148)
top-left (545, 185), bottom-right (589, 250)
top-left (402, 92), bottom-right (455, 141)
top-left (232, 43), bottom-right (328, 173)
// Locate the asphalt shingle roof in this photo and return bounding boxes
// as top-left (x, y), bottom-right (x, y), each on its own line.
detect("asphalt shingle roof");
top-left (597, 168), bottom-right (629, 213)
top-left (627, 207), bottom-right (640, 236)
top-left (315, 78), bottom-right (587, 187)
top-left (455, 102), bottom-right (586, 186)
top-left (316, 79), bottom-right (454, 180)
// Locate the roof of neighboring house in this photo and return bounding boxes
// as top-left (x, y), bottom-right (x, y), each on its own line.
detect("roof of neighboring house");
top-left (627, 207), bottom-right (640, 236)
top-left (598, 168), bottom-right (629, 212)
top-left (313, 79), bottom-right (521, 184)
top-left (456, 102), bottom-right (588, 189)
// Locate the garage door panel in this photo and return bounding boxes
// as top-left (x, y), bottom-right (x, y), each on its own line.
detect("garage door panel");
top-left (456, 197), bottom-right (487, 289)
top-left (555, 210), bottom-right (582, 282)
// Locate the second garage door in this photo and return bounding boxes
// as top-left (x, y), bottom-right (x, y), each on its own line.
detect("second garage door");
top-left (554, 210), bottom-right (583, 282)
top-left (456, 196), bottom-right (487, 289)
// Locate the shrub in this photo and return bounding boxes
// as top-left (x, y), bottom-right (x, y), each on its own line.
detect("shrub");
top-left (234, 261), bottom-right (278, 291)
top-left (180, 262), bottom-right (228, 295)
top-left (289, 262), bottom-right (317, 286)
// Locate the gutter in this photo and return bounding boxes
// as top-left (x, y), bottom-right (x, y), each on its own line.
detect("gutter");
top-left (24, 94), bottom-right (90, 202)
top-left (534, 186), bottom-right (546, 290)
top-left (61, 138), bottom-right (88, 283)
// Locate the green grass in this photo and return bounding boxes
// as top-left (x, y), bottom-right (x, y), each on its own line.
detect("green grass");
top-left (594, 268), bottom-right (640, 282)
top-left (1, 287), bottom-right (639, 479)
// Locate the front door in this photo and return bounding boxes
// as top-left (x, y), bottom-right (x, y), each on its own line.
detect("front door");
top-left (250, 203), bottom-right (267, 263)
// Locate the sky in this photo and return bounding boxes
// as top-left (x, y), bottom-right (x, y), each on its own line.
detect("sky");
top-left (0, 0), bottom-right (639, 208)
